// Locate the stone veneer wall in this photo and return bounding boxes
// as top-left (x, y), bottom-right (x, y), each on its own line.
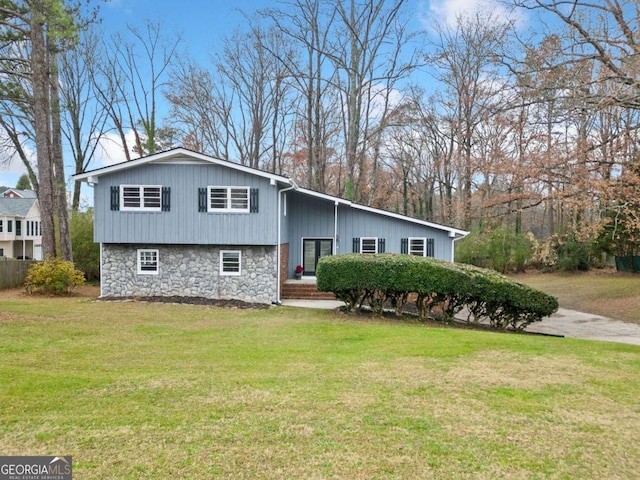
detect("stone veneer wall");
top-left (101, 244), bottom-right (277, 304)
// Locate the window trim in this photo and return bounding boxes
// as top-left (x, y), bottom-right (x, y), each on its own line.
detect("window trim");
top-left (137, 249), bottom-right (159, 275)
top-left (120, 185), bottom-right (163, 212)
top-left (360, 237), bottom-right (378, 255)
top-left (207, 186), bottom-right (250, 213)
top-left (220, 250), bottom-right (242, 276)
top-left (408, 237), bottom-right (427, 256)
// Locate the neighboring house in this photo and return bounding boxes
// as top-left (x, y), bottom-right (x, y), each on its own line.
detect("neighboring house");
top-left (73, 148), bottom-right (468, 304)
top-left (3, 189), bottom-right (38, 199)
top-left (0, 189), bottom-right (43, 260)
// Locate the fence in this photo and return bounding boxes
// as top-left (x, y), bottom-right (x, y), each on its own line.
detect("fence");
top-left (0, 259), bottom-right (37, 289)
top-left (615, 256), bottom-right (640, 273)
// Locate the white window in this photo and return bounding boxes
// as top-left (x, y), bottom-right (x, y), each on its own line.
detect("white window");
top-left (409, 237), bottom-right (426, 256)
top-left (360, 237), bottom-right (378, 254)
top-left (220, 250), bottom-right (241, 275)
top-left (208, 186), bottom-right (249, 213)
top-left (121, 185), bottom-right (162, 211)
top-left (137, 249), bottom-right (159, 274)
top-left (0, 220), bottom-right (3, 233)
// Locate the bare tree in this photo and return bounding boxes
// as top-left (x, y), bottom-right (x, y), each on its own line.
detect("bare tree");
top-left (213, 25), bottom-right (295, 170)
top-left (261, 0), bottom-right (341, 191)
top-left (94, 20), bottom-right (181, 159)
top-left (330, 0), bottom-right (418, 203)
top-left (59, 27), bottom-right (109, 210)
top-left (165, 58), bottom-right (231, 158)
top-left (514, 0), bottom-right (640, 110)
top-left (427, 11), bottom-right (512, 228)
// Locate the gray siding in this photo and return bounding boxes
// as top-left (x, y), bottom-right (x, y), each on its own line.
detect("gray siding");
top-left (337, 207), bottom-right (454, 260)
top-left (280, 191), bottom-right (291, 244)
top-left (286, 193), bottom-right (335, 273)
top-left (285, 191), bottom-right (455, 277)
top-left (94, 163), bottom-right (279, 245)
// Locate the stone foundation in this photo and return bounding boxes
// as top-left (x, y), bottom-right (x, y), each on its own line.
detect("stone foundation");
top-left (101, 244), bottom-right (277, 304)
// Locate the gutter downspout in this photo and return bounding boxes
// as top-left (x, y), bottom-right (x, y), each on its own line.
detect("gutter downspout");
top-left (334, 201), bottom-right (339, 254)
top-left (276, 182), bottom-right (296, 305)
top-left (451, 233), bottom-right (467, 262)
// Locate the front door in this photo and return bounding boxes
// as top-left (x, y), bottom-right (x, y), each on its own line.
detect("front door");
top-left (302, 239), bottom-right (333, 276)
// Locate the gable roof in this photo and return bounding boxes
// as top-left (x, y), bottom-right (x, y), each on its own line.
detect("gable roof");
top-left (0, 197), bottom-right (37, 217)
top-left (75, 148), bottom-right (467, 238)
top-left (3, 189), bottom-right (37, 199)
top-left (73, 147), bottom-right (291, 185)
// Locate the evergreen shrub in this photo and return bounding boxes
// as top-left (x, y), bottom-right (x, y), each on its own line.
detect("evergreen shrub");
top-left (317, 254), bottom-right (558, 331)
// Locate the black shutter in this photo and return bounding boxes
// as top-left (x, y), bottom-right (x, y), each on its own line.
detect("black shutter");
top-left (401, 238), bottom-right (408, 254)
top-left (352, 237), bottom-right (360, 253)
top-left (250, 188), bottom-right (259, 213)
top-left (161, 187), bottom-right (171, 212)
top-left (427, 238), bottom-right (435, 257)
top-left (198, 188), bottom-right (207, 212)
top-left (378, 238), bottom-right (385, 253)
top-left (110, 186), bottom-right (119, 211)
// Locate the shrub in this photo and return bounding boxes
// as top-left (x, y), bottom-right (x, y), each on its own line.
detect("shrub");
top-left (555, 240), bottom-right (592, 271)
top-left (317, 254), bottom-right (558, 331)
top-left (70, 209), bottom-right (100, 282)
top-left (24, 257), bottom-right (86, 295)
top-left (455, 226), bottom-right (532, 273)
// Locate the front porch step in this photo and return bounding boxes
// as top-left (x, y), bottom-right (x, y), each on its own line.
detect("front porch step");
top-left (281, 280), bottom-right (336, 300)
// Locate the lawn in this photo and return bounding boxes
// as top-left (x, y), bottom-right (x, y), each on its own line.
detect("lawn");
top-left (512, 269), bottom-right (640, 324)
top-left (1, 289), bottom-right (640, 478)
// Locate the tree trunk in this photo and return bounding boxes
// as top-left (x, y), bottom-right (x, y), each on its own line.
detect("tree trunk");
top-left (49, 46), bottom-right (73, 261)
top-left (29, 13), bottom-right (56, 258)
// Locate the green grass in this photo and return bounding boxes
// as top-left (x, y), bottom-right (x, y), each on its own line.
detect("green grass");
top-left (512, 270), bottom-right (640, 323)
top-left (2, 292), bottom-right (640, 478)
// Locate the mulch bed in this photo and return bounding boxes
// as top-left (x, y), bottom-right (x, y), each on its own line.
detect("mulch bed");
top-left (99, 295), bottom-right (271, 309)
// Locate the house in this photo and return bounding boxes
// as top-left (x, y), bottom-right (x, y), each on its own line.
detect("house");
top-left (0, 189), bottom-right (43, 260)
top-left (73, 148), bottom-right (468, 304)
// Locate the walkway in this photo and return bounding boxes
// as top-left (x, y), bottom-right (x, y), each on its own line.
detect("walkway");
top-left (281, 300), bottom-right (640, 346)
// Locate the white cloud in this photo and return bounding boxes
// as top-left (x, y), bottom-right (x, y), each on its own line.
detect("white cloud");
top-left (426, 0), bottom-right (523, 28)
top-left (93, 130), bottom-right (141, 167)
top-left (0, 139), bottom-right (35, 176)
top-left (368, 83), bottom-right (404, 122)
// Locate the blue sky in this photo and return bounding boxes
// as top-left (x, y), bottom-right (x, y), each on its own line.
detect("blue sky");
top-left (0, 0), bottom-right (520, 190)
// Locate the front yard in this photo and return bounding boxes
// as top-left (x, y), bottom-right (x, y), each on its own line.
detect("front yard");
top-left (1, 288), bottom-right (640, 478)
top-left (513, 269), bottom-right (640, 324)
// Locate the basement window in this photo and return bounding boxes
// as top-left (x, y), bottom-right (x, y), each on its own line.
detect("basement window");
top-left (137, 249), bottom-right (159, 275)
top-left (220, 250), bottom-right (241, 275)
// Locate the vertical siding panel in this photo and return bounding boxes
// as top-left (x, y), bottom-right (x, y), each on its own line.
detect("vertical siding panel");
top-left (91, 158), bottom-right (459, 260)
top-left (94, 161), bottom-right (279, 245)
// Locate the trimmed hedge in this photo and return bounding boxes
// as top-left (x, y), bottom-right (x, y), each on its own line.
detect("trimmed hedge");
top-left (316, 254), bottom-right (558, 331)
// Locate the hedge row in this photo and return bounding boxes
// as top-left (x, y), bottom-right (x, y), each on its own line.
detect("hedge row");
top-left (316, 254), bottom-right (558, 331)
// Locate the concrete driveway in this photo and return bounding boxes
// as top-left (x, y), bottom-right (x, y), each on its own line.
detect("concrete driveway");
top-left (526, 308), bottom-right (640, 346)
top-left (281, 300), bottom-right (640, 346)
